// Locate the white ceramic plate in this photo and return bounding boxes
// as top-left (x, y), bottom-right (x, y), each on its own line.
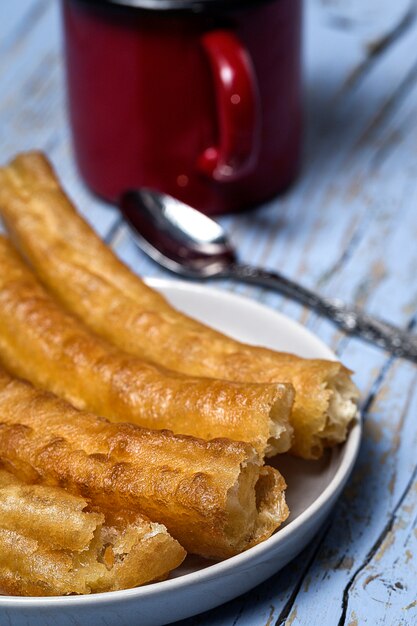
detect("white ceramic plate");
top-left (0, 281), bottom-right (361, 626)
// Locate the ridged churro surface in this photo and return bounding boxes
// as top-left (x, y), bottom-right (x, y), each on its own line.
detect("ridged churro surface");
top-left (0, 152), bottom-right (358, 459)
top-left (0, 370), bottom-right (288, 559)
top-left (0, 469), bottom-right (185, 595)
top-left (0, 237), bottom-right (293, 458)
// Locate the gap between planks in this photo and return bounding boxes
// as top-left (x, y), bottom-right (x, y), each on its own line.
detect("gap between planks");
top-left (273, 313), bottom-right (417, 626)
top-left (8, 0), bottom-right (412, 624)
top-left (99, 39), bottom-right (417, 625)
top-left (334, 0), bottom-right (417, 100)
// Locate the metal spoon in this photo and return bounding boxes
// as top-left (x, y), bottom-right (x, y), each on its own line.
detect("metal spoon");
top-left (119, 189), bottom-right (417, 363)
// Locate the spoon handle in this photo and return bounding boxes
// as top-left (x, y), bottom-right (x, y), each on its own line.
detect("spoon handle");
top-left (227, 263), bottom-right (417, 362)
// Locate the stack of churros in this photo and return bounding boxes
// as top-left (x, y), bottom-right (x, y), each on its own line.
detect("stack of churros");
top-left (0, 152), bottom-right (359, 596)
top-left (0, 468), bottom-right (185, 595)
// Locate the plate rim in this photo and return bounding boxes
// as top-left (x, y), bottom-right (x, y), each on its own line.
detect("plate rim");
top-left (0, 280), bottom-right (362, 608)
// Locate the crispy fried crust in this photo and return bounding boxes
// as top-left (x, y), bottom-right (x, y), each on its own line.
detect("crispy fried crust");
top-left (0, 237), bottom-right (293, 458)
top-left (0, 370), bottom-right (288, 559)
top-left (0, 468), bottom-right (185, 595)
top-left (0, 151), bottom-right (358, 459)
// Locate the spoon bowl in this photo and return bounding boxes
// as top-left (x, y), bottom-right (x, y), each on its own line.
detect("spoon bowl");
top-left (120, 190), bottom-right (236, 277)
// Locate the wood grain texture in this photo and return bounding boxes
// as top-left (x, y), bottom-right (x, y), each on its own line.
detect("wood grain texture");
top-left (0, 0), bottom-right (118, 238)
top-left (1, 0), bottom-right (417, 622)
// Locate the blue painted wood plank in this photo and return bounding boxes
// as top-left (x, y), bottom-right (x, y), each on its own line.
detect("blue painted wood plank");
top-left (266, 359), bottom-right (417, 626)
top-left (0, 0), bottom-right (49, 55)
top-left (167, 3), bottom-right (417, 625)
top-left (246, 9), bottom-right (417, 623)
top-left (113, 0), bottom-right (417, 344)
top-left (340, 364), bottom-right (417, 625)
top-left (0, 0), bottom-right (118, 238)
top-left (1, 0), bottom-right (417, 625)
top-left (113, 0), bottom-right (417, 324)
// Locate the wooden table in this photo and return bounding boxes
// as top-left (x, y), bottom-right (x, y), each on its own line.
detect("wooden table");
top-left (1, 1), bottom-right (417, 624)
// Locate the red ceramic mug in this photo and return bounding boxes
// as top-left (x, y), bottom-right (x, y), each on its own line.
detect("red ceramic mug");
top-left (62, 0), bottom-right (302, 215)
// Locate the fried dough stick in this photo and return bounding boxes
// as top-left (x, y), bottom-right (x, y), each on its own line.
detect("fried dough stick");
top-left (0, 238), bottom-right (293, 458)
top-left (0, 152), bottom-right (358, 459)
top-left (0, 469), bottom-right (185, 596)
top-left (0, 370), bottom-right (288, 559)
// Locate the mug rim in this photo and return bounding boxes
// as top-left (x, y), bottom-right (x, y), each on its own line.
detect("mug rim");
top-left (69, 0), bottom-right (276, 13)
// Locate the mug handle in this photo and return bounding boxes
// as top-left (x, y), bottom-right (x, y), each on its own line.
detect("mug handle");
top-left (198, 29), bottom-right (261, 182)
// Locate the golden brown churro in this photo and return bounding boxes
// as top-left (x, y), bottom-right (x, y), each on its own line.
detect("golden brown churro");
top-left (0, 152), bottom-right (358, 459)
top-left (0, 369), bottom-right (288, 559)
top-left (0, 469), bottom-right (185, 595)
top-left (0, 237), bottom-right (293, 458)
